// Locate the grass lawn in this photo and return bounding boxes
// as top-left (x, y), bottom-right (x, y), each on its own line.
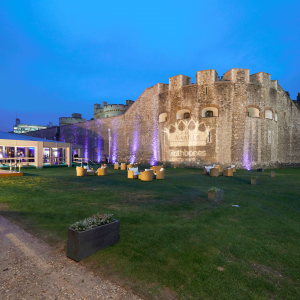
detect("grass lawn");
top-left (0, 165), bottom-right (299, 299)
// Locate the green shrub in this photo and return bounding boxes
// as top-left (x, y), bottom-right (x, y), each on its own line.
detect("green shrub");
top-left (251, 176), bottom-right (259, 180)
top-left (70, 213), bottom-right (114, 231)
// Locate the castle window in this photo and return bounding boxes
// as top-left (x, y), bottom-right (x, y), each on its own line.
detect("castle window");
top-left (159, 113), bottom-right (168, 123)
top-left (205, 110), bottom-right (213, 117)
top-left (183, 112), bottom-right (190, 119)
top-left (176, 109), bottom-right (191, 120)
top-left (275, 113), bottom-right (278, 122)
top-left (247, 107), bottom-right (260, 118)
top-left (202, 107), bottom-right (218, 117)
top-left (207, 131), bottom-right (212, 143)
top-left (205, 86), bottom-right (208, 95)
top-left (265, 110), bottom-right (273, 120)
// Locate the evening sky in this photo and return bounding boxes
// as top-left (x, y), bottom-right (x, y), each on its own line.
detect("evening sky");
top-left (0, 0), bottom-right (299, 131)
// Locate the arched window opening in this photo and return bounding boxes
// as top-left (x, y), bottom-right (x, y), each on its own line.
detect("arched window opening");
top-left (205, 110), bottom-right (213, 117)
top-left (159, 113), bottom-right (168, 123)
top-left (202, 107), bottom-right (218, 118)
top-left (183, 112), bottom-right (190, 119)
top-left (265, 110), bottom-right (273, 120)
top-left (247, 107), bottom-right (260, 118)
top-left (176, 109), bottom-right (191, 120)
top-left (275, 112), bottom-right (278, 122)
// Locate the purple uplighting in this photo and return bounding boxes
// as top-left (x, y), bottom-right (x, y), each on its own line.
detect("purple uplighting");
top-left (129, 122), bottom-right (139, 164)
top-left (150, 110), bottom-right (159, 166)
top-left (110, 121), bottom-right (119, 163)
top-left (84, 128), bottom-right (89, 159)
top-left (242, 145), bottom-right (252, 171)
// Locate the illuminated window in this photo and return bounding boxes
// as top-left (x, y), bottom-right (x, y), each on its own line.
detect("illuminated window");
top-left (183, 112), bottom-right (190, 119)
top-left (202, 107), bottom-right (218, 117)
top-left (159, 113), bottom-right (167, 123)
top-left (205, 111), bottom-right (213, 117)
top-left (247, 107), bottom-right (260, 118)
top-left (176, 109), bottom-right (191, 120)
top-left (265, 110), bottom-right (273, 120)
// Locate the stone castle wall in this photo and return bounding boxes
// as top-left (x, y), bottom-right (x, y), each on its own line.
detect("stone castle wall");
top-left (23, 68), bottom-right (300, 168)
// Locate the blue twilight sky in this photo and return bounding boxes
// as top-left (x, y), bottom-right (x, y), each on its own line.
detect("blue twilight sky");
top-left (0, 0), bottom-right (299, 132)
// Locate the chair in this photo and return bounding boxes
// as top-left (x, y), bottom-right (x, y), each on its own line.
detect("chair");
top-left (128, 167), bottom-right (139, 179)
top-left (120, 163), bottom-right (126, 170)
top-left (138, 169), bottom-right (154, 181)
top-left (76, 167), bottom-right (87, 177)
top-left (127, 164), bottom-right (133, 170)
top-left (155, 168), bottom-right (165, 179)
top-left (150, 166), bottom-right (163, 172)
top-left (214, 165), bottom-right (223, 176)
top-left (223, 168), bottom-right (233, 177)
top-left (128, 170), bottom-right (134, 179)
top-left (127, 170), bottom-right (139, 179)
top-left (209, 168), bottom-right (219, 177)
top-left (114, 164), bottom-right (119, 170)
top-left (231, 165), bottom-right (236, 172)
top-left (97, 167), bottom-right (107, 176)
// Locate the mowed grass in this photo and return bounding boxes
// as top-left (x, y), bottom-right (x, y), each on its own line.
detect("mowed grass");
top-left (0, 165), bottom-right (300, 299)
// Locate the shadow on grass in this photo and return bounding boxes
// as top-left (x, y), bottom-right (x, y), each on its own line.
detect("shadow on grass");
top-left (227, 176), bottom-right (251, 185)
top-left (0, 210), bottom-right (66, 247)
top-left (22, 173), bottom-right (41, 177)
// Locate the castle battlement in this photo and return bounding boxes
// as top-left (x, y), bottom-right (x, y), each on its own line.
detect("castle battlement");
top-left (59, 113), bottom-right (85, 126)
top-left (94, 100), bottom-right (134, 119)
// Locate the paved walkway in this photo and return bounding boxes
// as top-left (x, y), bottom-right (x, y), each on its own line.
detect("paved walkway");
top-left (0, 216), bottom-right (141, 300)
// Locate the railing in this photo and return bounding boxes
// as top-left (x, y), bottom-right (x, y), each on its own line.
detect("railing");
top-left (73, 157), bottom-right (99, 169)
top-left (0, 157), bottom-right (35, 163)
top-left (43, 156), bottom-right (66, 164)
top-left (0, 157), bottom-right (24, 173)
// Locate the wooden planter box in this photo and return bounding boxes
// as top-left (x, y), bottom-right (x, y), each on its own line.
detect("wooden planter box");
top-left (251, 178), bottom-right (259, 185)
top-left (67, 219), bottom-right (120, 262)
top-left (271, 171), bottom-right (275, 177)
top-left (208, 190), bottom-right (224, 202)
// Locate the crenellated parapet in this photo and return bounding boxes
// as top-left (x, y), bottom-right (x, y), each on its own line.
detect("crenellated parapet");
top-left (59, 113), bottom-right (85, 126)
top-left (169, 75), bottom-right (191, 91)
top-left (196, 69), bottom-right (219, 85)
top-left (223, 68), bottom-right (250, 83)
top-left (94, 100), bottom-right (134, 119)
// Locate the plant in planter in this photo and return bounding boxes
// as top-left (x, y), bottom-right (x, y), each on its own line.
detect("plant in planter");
top-left (271, 171), bottom-right (275, 177)
top-left (208, 187), bottom-right (224, 202)
top-left (67, 213), bottom-right (120, 262)
top-left (251, 176), bottom-right (259, 185)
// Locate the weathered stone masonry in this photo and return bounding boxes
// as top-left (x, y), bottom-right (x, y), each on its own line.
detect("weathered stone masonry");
top-left (24, 68), bottom-right (300, 168)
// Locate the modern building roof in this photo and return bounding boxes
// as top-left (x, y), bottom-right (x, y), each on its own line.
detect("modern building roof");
top-left (0, 131), bottom-right (64, 143)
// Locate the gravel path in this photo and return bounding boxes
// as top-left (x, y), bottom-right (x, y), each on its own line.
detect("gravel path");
top-left (0, 215), bottom-right (142, 300)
